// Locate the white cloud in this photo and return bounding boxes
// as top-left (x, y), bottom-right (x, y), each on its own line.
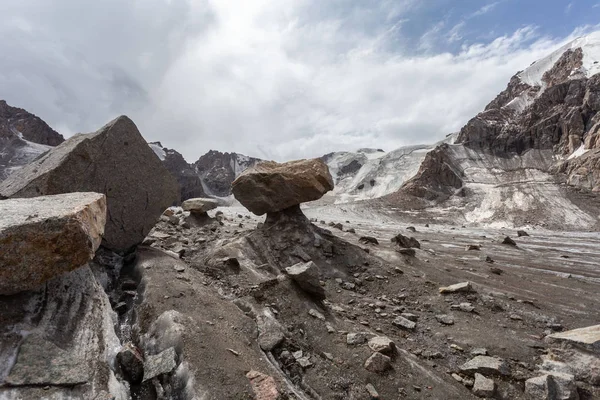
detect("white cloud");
top-left (470, 1), bottom-right (500, 17)
top-left (0, 0), bottom-right (595, 162)
top-left (566, 2), bottom-right (574, 13)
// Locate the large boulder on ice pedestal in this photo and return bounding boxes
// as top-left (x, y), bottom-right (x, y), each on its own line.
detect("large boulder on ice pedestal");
top-left (0, 192), bottom-right (106, 295)
top-left (231, 158), bottom-right (334, 215)
top-left (0, 116), bottom-right (180, 251)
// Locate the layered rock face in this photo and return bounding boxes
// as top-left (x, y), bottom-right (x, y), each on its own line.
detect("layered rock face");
top-left (232, 158), bottom-right (334, 215)
top-left (0, 116), bottom-right (180, 251)
top-left (0, 192), bottom-right (106, 294)
top-left (0, 100), bottom-right (64, 181)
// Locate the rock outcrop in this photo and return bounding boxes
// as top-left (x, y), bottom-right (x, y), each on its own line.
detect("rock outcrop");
top-left (0, 192), bottom-right (106, 294)
top-left (0, 116), bottom-right (179, 251)
top-left (232, 158), bottom-right (334, 215)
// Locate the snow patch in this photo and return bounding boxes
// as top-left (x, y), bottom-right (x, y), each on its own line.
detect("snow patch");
top-left (149, 142), bottom-right (166, 161)
top-left (518, 31), bottom-right (600, 87)
top-left (567, 144), bottom-right (588, 160)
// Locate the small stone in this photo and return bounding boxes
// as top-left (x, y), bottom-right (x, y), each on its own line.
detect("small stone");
top-left (525, 373), bottom-right (578, 400)
top-left (460, 356), bottom-right (510, 376)
top-left (439, 282), bottom-right (472, 294)
top-left (517, 230), bottom-right (529, 237)
top-left (181, 198), bottom-right (218, 214)
top-left (347, 332), bottom-right (368, 345)
top-left (509, 314), bottom-right (523, 321)
top-left (397, 248), bottom-right (416, 256)
top-left (392, 316), bottom-right (416, 330)
top-left (450, 344), bottom-right (464, 351)
top-left (368, 336), bottom-right (396, 355)
top-left (364, 352), bottom-right (391, 373)
top-left (489, 267), bottom-right (503, 274)
top-left (296, 357), bottom-right (313, 369)
top-left (472, 373), bottom-right (495, 397)
top-left (452, 373), bottom-right (463, 382)
top-left (117, 343), bottom-right (144, 384)
top-left (365, 383), bottom-right (379, 398)
top-left (471, 348), bottom-right (488, 356)
top-left (436, 314), bottom-right (455, 325)
top-left (326, 323), bottom-right (336, 333)
top-left (285, 261), bottom-right (326, 299)
top-left (359, 236), bottom-right (379, 245)
top-left (502, 236), bottom-right (517, 246)
top-left (174, 265), bottom-right (185, 273)
top-left (246, 370), bottom-right (279, 400)
top-left (143, 347), bottom-right (177, 382)
top-left (308, 309), bottom-right (326, 320)
top-left (401, 313), bottom-right (419, 321)
top-left (465, 244), bottom-right (481, 251)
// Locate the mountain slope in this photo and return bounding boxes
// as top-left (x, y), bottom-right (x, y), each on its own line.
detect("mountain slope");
top-left (387, 31), bottom-right (600, 229)
top-left (0, 100), bottom-right (64, 180)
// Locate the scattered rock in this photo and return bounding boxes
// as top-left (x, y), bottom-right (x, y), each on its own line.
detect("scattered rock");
top-left (0, 193), bottom-right (106, 295)
top-left (391, 233), bottom-right (421, 248)
top-left (347, 227), bottom-right (356, 233)
top-left (472, 373), bottom-right (495, 397)
top-left (546, 324), bottom-right (600, 353)
top-left (368, 336), bottom-right (396, 355)
top-left (143, 347), bottom-right (177, 382)
top-left (502, 236), bottom-right (517, 246)
top-left (397, 248), bottom-right (416, 256)
top-left (365, 383), bottom-right (379, 399)
top-left (439, 281), bottom-right (472, 294)
top-left (525, 373), bottom-right (579, 400)
top-left (308, 309), bottom-right (326, 320)
top-left (460, 356), bottom-right (510, 376)
top-left (117, 343), bottom-right (145, 384)
top-left (406, 226), bottom-right (417, 232)
top-left (285, 261), bottom-right (326, 299)
top-left (517, 230), bottom-right (530, 237)
top-left (490, 267), bottom-right (503, 275)
top-left (466, 244), bottom-right (481, 251)
top-left (246, 370), bottom-right (279, 400)
top-left (364, 352), bottom-right (392, 373)
top-left (181, 197), bottom-right (219, 214)
top-left (257, 311), bottom-right (285, 351)
top-left (231, 158), bottom-right (334, 215)
top-left (0, 116), bottom-right (179, 251)
top-left (471, 348), bottom-right (488, 356)
top-left (436, 314), bottom-right (455, 325)
top-left (482, 255), bottom-right (495, 263)
top-left (347, 332), bottom-right (368, 345)
top-left (359, 236), bottom-right (379, 245)
top-left (392, 316), bottom-right (417, 330)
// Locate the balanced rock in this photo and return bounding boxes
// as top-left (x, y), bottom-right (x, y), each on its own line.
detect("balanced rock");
top-left (285, 261), bottom-right (326, 299)
top-left (231, 158), bottom-right (334, 215)
top-left (0, 193), bottom-right (106, 295)
top-left (182, 197), bottom-right (218, 214)
top-left (0, 116), bottom-right (179, 251)
top-left (368, 336), bottom-right (396, 355)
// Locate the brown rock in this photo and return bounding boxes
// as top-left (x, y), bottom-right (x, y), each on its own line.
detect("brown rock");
top-left (246, 370), bottom-right (279, 400)
top-left (0, 116), bottom-right (179, 251)
top-left (231, 158), bottom-right (334, 215)
top-left (0, 192), bottom-right (106, 295)
top-left (364, 352), bottom-right (392, 373)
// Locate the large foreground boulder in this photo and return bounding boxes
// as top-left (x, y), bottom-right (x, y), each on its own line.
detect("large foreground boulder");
top-left (0, 116), bottom-right (179, 251)
top-left (0, 192), bottom-right (106, 295)
top-left (231, 158), bottom-right (334, 215)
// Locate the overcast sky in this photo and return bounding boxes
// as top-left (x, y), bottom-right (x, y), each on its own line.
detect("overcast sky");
top-left (0, 0), bottom-right (598, 162)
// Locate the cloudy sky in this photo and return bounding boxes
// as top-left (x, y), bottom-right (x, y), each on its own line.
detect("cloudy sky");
top-left (0, 0), bottom-right (598, 161)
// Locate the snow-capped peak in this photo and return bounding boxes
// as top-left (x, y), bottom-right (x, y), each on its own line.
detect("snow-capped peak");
top-left (518, 31), bottom-right (600, 87)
